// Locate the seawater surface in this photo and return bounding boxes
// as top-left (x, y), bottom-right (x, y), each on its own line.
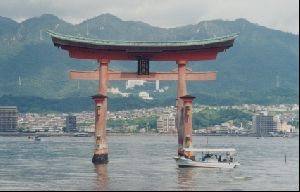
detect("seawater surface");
top-left (0, 135), bottom-right (298, 191)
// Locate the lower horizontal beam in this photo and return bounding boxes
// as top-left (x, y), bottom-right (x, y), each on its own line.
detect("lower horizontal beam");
top-left (69, 70), bottom-right (216, 81)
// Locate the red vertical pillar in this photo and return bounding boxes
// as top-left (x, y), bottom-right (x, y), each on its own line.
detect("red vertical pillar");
top-left (180, 95), bottom-right (195, 160)
top-left (92, 94), bottom-right (108, 164)
top-left (176, 60), bottom-right (188, 155)
top-left (92, 59), bottom-right (109, 164)
top-left (99, 59), bottom-right (109, 96)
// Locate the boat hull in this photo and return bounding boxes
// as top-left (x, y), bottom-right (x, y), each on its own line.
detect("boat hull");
top-left (174, 156), bottom-right (240, 169)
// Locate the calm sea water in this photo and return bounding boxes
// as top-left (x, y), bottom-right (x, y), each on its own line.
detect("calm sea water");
top-left (0, 135), bottom-right (298, 191)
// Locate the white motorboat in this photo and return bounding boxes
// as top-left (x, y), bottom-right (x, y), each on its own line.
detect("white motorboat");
top-left (174, 148), bottom-right (240, 168)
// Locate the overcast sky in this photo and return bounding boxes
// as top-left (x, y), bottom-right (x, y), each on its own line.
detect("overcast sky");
top-left (0, 0), bottom-right (298, 34)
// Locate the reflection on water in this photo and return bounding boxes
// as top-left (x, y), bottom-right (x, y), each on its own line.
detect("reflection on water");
top-left (177, 168), bottom-right (193, 191)
top-left (94, 165), bottom-right (109, 191)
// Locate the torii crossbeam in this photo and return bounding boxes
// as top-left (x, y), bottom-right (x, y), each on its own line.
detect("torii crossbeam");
top-left (48, 30), bottom-right (237, 164)
top-left (69, 69), bottom-right (216, 81)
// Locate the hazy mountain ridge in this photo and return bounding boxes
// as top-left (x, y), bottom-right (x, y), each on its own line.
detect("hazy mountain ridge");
top-left (0, 14), bottom-right (298, 103)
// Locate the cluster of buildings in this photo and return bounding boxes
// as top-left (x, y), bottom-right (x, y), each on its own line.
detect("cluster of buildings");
top-left (0, 105), bottom-right (178, 133)
top-left (192, 104), bottom-right (298, 136)
top-left (17, 113), bottom-right (77, 133)
top-left (0, 104), bottom-right (298, 136)
top-left (194, 122), bottom-right (246, 135)
top-left (252, 112), bottom-right (296, 136)
top-left (18, 113), bottom-right (66, 133)
top-left (193, 104), bottom-right (299, 114)
top-left (0, 106), bottom-right (78, 133)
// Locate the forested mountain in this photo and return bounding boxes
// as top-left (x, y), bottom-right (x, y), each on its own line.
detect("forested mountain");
top-left (0, 14), bottom-right (298, 105)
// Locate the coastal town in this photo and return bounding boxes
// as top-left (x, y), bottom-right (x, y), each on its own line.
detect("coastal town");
top-left (1, 104), bottom-right (298, 137)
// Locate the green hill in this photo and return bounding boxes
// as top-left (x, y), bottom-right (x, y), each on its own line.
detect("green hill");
top-left (0, 14), bottom-right (298, 105)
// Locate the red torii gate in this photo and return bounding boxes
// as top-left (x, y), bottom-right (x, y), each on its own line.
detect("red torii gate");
top-left (49, 31), bottom-right (237, 164)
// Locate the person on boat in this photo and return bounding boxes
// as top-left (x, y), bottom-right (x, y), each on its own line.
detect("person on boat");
top-left (226, 152), bottom-right (230, 159)
top-left (178, 148), bottom-right (185, 157)
top-left (229, 156), bottom-right (233, 162)
top-left (218, 155), bottom-right (222, 162)
top-left (183, 150), bottom-right (192, 159)
top-left (202, 153), bottom-right (212, 161)
top-left (178, 148), bottom-right (190, 159)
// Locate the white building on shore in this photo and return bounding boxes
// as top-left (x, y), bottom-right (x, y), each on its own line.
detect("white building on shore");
top-left (139, 91), bottom-right (153, 100)
top-left (157, 112), bottom-right (176, 133)
top-left (126, 80), bottom-right (145, 89)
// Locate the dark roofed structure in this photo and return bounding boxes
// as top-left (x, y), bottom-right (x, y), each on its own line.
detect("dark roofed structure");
top-left (48, 31), bottom-right (238, 61)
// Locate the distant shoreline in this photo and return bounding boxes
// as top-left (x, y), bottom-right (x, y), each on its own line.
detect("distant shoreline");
top-left (0, 132), bottom-right (298, 138)
top-left (0, 132), bottom-right (76, 137)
